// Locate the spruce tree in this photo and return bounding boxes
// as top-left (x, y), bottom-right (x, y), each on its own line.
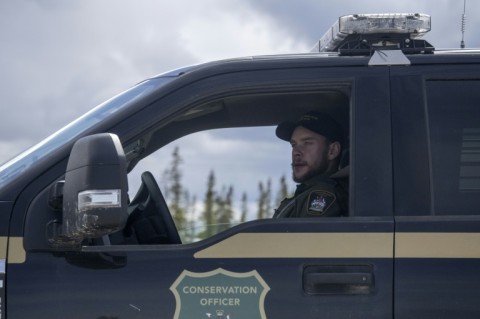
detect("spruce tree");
top-left (200, 170), bottom-right (216, 238)
top-left (216, 186), bottom-right (234, 233)
top-left (275, 175), bottom-right (290, 207)
top-left (240, 192), bottom-right (248, 222)
top-left (265, 179), bottom-right (272, 218)
top-left (257, 179), bottom-right (273, 219)
top-left (162, 146), bottom-right (187, 230)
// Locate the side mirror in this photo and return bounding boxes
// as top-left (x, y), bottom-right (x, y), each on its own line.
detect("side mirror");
top-left (53, 133), bottom-right (128, 247)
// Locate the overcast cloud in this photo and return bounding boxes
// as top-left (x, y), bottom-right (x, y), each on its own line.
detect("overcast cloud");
top-left (1, 0), bottom-right (478, 215)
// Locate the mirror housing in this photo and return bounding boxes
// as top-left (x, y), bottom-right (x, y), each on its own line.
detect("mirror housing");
top-left (54, 133), bottom-right (128, 247)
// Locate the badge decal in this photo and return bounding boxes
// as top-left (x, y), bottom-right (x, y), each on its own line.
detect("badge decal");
top-left (170, 268), bottom-right (270, 319)
top-left (307, 191), bottom-right (335, 215)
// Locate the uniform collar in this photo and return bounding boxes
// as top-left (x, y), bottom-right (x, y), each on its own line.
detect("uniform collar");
top-left (294, 174), bottom-right (336, 195)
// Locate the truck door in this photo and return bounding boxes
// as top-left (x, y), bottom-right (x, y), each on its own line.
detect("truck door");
top-left (391, 63), bottom-right (480, 318)
top-left (7, 64), bottom-right (394, 319)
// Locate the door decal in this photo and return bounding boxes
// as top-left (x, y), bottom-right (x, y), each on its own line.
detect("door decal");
top-left (194, 233), bottom-right (393, 259)
top-left (170, 268), bottom-right (270, 319)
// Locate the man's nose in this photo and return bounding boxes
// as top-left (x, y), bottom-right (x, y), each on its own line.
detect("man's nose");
top-left (292, 145), bottom-right (302, 156)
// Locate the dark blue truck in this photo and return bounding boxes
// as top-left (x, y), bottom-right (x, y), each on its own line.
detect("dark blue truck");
top-left (2, 13), bottom-right (480, 319)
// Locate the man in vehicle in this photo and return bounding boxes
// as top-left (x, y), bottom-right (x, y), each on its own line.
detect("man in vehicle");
top-left (273, 111), bottom-right (348, 217)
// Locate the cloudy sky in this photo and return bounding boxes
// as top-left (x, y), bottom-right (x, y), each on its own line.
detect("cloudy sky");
top-left (1, 0), bottom-right (478, 217)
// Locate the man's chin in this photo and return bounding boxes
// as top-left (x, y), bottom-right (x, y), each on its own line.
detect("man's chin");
top-left (293, 168), bottom-right (326, 183)
top-left (293, 173), bottom-right (307, 183)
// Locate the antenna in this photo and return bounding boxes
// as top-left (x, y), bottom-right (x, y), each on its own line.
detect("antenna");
top-left (461, 0), bottom-right (467, 48)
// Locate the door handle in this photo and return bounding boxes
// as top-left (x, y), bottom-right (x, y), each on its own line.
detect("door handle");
top-left (303, 265), bottom-right (374, 295)
top-left (306, 272), bottom-right (372, 285)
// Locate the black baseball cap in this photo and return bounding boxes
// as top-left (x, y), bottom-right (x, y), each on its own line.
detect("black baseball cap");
top-left (276, 112), bottom-right (344, 146)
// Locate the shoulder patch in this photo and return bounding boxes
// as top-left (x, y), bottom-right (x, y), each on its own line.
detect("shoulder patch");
top-left (307, 191), bottom-right (336, 216)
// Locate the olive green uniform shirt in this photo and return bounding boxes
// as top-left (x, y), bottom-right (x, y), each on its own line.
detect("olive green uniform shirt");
top-left (273, 175), bottom-right (348, 218)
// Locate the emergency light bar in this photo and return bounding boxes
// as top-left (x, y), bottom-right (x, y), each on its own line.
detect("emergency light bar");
top-left (313, 13), bottom-right (433, 55)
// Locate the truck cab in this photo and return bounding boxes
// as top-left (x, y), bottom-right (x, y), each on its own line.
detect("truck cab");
top-left (2, 13), bottom-right (480, 318)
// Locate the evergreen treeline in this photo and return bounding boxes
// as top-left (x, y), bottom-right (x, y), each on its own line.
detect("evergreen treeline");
top-left (160, 146), bottom-right (291, 242)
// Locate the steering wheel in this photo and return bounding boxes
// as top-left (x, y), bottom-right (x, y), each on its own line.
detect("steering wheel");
top-left (126, 171), bottom-right (182, 244)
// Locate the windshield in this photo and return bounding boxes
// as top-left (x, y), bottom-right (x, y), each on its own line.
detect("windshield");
top-left (0, 76), bottom-right (174, 189)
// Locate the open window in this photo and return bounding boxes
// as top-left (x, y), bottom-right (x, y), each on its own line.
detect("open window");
top-left (121, 89), bottom-right (351, 244)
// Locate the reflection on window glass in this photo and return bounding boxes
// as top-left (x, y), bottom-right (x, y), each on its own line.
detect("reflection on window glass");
top-left (459, 128), bottom-right (480, 191)
top-left (427, 81), bottom-right (480, 215)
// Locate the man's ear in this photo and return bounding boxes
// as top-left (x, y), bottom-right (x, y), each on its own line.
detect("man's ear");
top-left (327, 142), bottom-right (341, 160)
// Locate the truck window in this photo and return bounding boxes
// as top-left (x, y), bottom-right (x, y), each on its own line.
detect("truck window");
top-left (119, 92), bottom-right (351, 244)
top-left (394, 78), bottom-right (480, 216)
top-left (426, 80), bottom-right (480, 215)
top-left (127, 126), bottom-right (296, 243)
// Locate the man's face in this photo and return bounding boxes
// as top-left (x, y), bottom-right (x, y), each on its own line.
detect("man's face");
top-left (290, 126), bottom-right (335, 183)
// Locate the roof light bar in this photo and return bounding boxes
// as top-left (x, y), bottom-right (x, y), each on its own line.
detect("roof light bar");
top-left (314, 13), bottom-right (432, 53)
